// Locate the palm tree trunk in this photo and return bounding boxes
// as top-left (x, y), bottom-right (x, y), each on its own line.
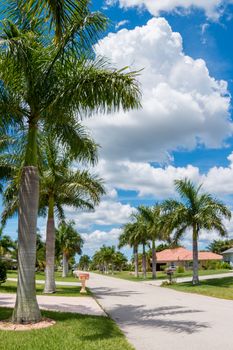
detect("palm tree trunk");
top-left (134, 245), bottom-right (139, 277)
top-left (12, 166), bottom-right (41, 323)
top-left (44, 195), bottom-right (56, 293)
top-left (152, 239), bottom-right (157, 279)
top-left (192, 227), bottom-right (199, 285)
top-left (62, 253), bottom-right (69, 277)
top-left (142, 244), bottom-right (147, 278)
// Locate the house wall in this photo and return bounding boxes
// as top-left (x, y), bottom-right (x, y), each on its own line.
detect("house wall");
top-left (223, 253), bottom-right (233, 267)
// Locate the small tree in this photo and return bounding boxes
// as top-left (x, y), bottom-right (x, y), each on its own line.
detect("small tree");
top-left (56, 221), bottom-right (84, 277)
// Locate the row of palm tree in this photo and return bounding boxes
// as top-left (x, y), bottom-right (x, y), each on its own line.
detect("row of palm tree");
top-left (0, 0), bottom-right (141, 324)
top-left (119, 179), bottom-right (231, 284)
top-left (91, 245), bottom-right (128, 274)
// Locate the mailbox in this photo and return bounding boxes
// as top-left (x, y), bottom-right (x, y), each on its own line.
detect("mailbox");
top-left (78, 273), bottom-right (90, 293)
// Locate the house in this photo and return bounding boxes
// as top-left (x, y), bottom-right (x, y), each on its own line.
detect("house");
top-left (222, 248), bottom-right (233, 267)
top-left (155, 247), bottom-right (222, 271)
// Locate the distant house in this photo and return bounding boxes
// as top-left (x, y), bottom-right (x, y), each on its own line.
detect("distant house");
top-left (155, 247), bottom-right (222, 271)
top-left (222, 248), bottom-right (233, 267)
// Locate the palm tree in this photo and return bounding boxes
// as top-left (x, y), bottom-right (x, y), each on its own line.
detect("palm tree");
top-left (162, 178), bottom-right (231, 285)
top-left (119, 223), bottom-right (140, 278)
top-left (79, 255), bottom-right (91, 271)
top-left (56, 221), bottom-right (83, 277)
top-left (40, 136), bottom-right (105, 293)
top-left (12, 0), bottom-right (106, 43)
top-left (0, 8), bottom-right (140, 323)
top-left (138, 205), bottom-right (165, 279)
top-left (0, 229), bottom-right (15, 257)
top-left (0, 130), bottom-right (105, 293)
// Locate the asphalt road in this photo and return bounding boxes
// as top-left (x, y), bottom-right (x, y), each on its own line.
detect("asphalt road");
top-left (88, 272), bottom-right (233, 350)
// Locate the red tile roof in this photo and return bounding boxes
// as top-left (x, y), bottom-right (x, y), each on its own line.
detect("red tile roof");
top-left (156, 247), bottom-right (222, 262)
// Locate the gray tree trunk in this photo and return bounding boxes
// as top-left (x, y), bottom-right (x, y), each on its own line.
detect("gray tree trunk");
top-left (192, 228), bottom-right (199, 285)
top-left (152, 240), bottom-right (157, 279)
top-left (62, 253), bottom-right (69, 277)
top-left (12, 167), bottom-right (41, 323)
top-left (134, 246), bottom-right (139, 277)
top-left (142, 244), bottom-right (147, 278)
top-left (44, 212), bottom-right (56, 293)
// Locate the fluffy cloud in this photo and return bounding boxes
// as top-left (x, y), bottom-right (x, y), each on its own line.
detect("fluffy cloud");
top-left (86, 18), bottom-right (231, 164)
top-left (81, 228), bottom-right (122, 254)
top-left (95, 152), bottom-right (233, 199)
top-left (65, 199), bottom-right (136, 229)
top-left (106, 0), bottom-right (233, 19)
top-left (96, 159), bottom-right (201, 198)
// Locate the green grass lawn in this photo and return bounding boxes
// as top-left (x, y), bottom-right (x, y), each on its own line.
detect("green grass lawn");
top-left (93, 269), bottom-right (232, 282)
top-left (7, 270), bottom-right (78, 283)
top-left (164, 276), bottom-right (233, 300)
top-left (0, 308), bottom-right (134, 350)
top-left (0, 281), bottom-right (90, 297)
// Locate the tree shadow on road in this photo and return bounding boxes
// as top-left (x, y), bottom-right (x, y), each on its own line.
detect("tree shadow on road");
top-left (111, 304), bottom-right (209, 334)
top-left (91, 287), bottom-right (142, 298)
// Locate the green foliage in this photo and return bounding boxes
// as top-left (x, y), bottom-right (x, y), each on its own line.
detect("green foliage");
top-left (0, 260), bottom-right (7, 284)
top-left (79, 255), bottom-right (91, 270)
top-left (177, 265), bottom-right (185, 273)
top-left (205, 260), bottom-right (232, 270)
top-left (91, 245), bottom-right (128, 273)
top-left (207, 239), bottom-right (233, 254)
top-left (56, 221), bottom-right (84, 261)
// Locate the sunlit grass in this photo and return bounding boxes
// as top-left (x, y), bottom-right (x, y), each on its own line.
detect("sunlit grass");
top-left (164, 276), bottom-right (233, 300)
top-left (0, 308), bottom-right (134, 350)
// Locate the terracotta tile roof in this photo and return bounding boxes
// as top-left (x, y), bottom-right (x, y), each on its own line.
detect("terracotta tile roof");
top-left (156, 247), bottom-right (222, 262)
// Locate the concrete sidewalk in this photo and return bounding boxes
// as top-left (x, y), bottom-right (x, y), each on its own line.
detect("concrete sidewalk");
top-left (142, 271), bottom-right (233, 286)
top-left (88, 271), bottom-right (233, 350)
top-left (0, 293), bottom-right (106, 316)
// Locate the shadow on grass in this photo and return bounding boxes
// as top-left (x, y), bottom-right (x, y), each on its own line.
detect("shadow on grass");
top-left (0, 307), bottom-right (125, 343)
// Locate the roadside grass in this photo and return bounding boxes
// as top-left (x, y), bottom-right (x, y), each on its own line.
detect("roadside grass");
top-left (93, 269), bottom-right (232, 282)
top-left (7, 270), bottom-right (78, 283)
top-left (0, 281), bottom-right (90, 297)
top-left (0, 308), bottom-right (134, 350)
top-left (163, 276), bottom-right (233, 300)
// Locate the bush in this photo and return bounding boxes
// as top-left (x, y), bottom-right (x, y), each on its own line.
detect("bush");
top-left (0, 260), bottom-right (7, 284)
top-left (177, 265), bottom-right (185, 273)
top-left (160, 265), bottom-right (167, 271)
top-left (205, 260), bottom-right (232, 270)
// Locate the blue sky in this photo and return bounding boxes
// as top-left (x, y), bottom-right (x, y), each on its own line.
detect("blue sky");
top-left (1, 0), bottom-right (233, 258)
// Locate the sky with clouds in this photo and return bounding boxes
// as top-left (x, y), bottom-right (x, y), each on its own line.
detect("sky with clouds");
top-left (1, 0), bottom-right (233, 258)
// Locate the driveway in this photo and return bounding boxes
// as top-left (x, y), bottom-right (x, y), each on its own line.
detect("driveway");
top-left (88, 272), bottom-right (233, 350)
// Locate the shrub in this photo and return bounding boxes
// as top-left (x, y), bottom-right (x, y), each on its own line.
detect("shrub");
top-left (0, 260), bottom-right (7, 284)
top-left (177, 265), bottom-right (185, 273)
top-left (160, 265), bottom-right (167, 271)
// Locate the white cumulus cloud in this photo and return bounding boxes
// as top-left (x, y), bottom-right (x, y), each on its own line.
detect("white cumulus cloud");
top-left (106, 0), bottom-right (233, 20)
top-left (86, 18), bottom-right (232, 164)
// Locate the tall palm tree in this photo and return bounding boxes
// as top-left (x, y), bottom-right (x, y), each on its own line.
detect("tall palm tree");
top-left (138, 205), bottom-right (165, 279)
top-left (40, 136), bottom-right (105, 293)
top-left (0, 9), bottom-right (140, 323)
top-left (0, 128), bottom-right (105, 293)
top-left (119, 222), bottom-right (140, 278)
top-left (162, 178), bottom-right (231, 285)
top-left (56, 221), bottom-right (83, 277)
